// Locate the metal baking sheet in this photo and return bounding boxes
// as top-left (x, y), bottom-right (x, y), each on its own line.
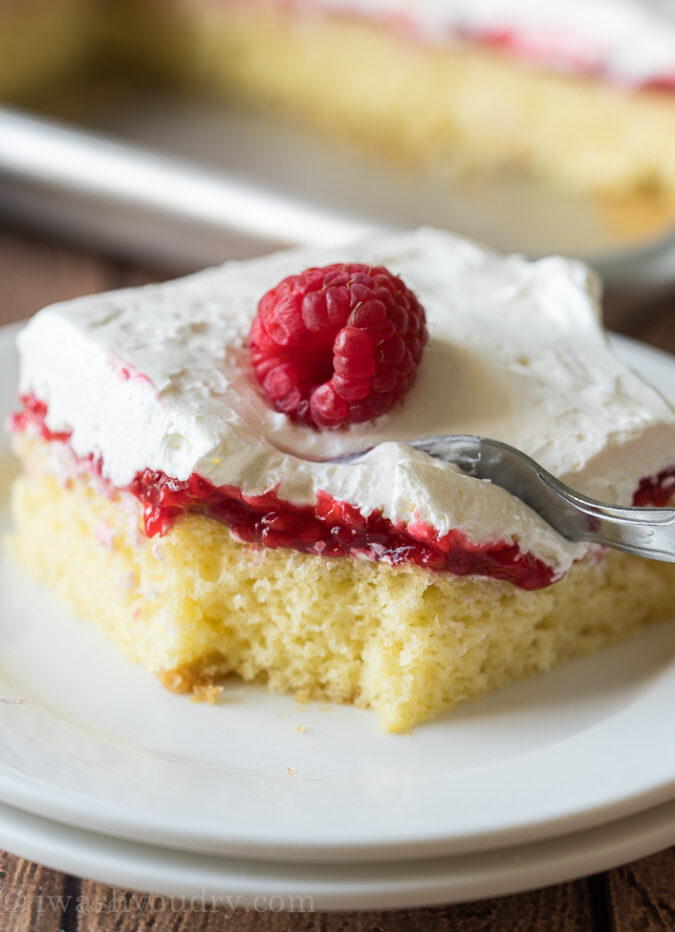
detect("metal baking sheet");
top-left (1, 76), bottom-right (675, 303)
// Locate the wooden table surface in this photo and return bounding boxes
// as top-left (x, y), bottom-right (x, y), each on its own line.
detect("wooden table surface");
top-left (1, 226), bottom-right (674, 932)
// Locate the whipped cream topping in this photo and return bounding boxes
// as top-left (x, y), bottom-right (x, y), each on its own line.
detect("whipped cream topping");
top-left (277, 0), bottom-right (675, 86)
top-left (16, 228), bottom-right (675, 577)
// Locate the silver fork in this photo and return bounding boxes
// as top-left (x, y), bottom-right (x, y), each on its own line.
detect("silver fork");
top-left (338, 435), bottom-right (675, 563)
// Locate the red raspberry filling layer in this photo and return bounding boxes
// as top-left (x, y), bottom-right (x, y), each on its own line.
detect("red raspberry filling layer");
top-left (9, 395), bottom-right (675, 591)
top-left (128, 468), bottom-right (555, 589)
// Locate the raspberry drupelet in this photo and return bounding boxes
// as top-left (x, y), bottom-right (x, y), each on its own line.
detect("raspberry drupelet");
top-left (249, 263), bottom-right (428, 429)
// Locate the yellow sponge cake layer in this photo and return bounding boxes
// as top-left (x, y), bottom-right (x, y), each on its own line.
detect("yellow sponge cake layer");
top-left (10, 435), bottom-right (675, 732)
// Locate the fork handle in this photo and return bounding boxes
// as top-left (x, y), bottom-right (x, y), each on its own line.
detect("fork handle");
top-left (538, 472), bottom-right (675, 561)
top-left (410, 435), bottom-right (675, 563)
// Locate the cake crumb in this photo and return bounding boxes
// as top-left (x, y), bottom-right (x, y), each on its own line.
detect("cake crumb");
top-left (296, 724), bottom-right (305, 733)
top-left (190, 683), bottom-right (224, 704)
top-left (287, 766), bottom-right (297, 776)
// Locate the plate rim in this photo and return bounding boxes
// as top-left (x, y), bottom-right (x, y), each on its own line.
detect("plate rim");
top-left (2, 792), bottom-right (675, 910)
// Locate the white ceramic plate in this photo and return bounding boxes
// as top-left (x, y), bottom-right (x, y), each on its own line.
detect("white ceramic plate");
top-left (1, 322), bottom-right (674, 865)
top-left (3, 794), bottom-right (675, 910)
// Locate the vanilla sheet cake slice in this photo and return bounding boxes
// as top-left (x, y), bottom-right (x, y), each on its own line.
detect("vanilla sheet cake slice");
top-left (7, 228), bottom-right (675, 731)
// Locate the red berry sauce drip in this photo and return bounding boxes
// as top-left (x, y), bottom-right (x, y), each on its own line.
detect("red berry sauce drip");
top-left (7, 395), bottom-right (72, 443)
top-left (460, 26), bottom-right (675, 92)
top-left (249, 262), bottom-right (428, 430)
top-left (632, 467), bottom-right (675, 507)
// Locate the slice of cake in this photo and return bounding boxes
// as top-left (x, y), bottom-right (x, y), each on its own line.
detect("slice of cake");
top-left (6, 228), bottom-right (675, 731)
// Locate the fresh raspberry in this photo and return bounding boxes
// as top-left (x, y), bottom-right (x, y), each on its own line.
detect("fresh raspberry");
top-left (249, 263), bottom-right (428, 429)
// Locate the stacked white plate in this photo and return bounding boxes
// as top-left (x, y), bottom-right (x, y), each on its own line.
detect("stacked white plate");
top-left (1, 322), bottom-right (674, 910)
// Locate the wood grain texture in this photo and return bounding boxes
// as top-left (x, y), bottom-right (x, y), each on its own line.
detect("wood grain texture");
top-left (0, 849), bottom-right (74, 932)
top-left (0, 227), bottom-right (674, 931)
top-left (608, 849), bottom-right (675, 932)
top-left (0, 227), bottom-right (161, 326)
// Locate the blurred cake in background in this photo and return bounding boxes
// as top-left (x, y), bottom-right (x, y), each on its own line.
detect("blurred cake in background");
top-left (2, 1), bottom-right (675, 196)
top-left (119, 0), bottom-right (675, 196)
